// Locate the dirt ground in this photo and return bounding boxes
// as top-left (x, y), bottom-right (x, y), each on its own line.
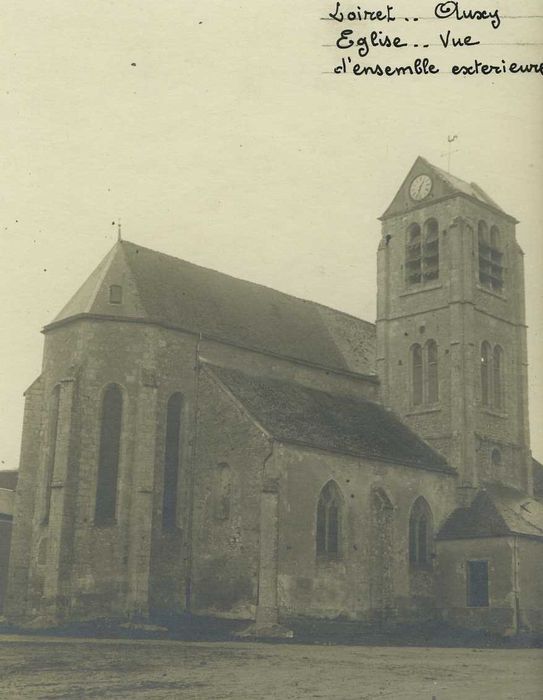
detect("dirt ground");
top-left (0, 635), bottom-right (541, 700)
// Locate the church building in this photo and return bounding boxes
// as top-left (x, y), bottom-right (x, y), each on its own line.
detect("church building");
top-left (6, 158), bottom-right (543, 636)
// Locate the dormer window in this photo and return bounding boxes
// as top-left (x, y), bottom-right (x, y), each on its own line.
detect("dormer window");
top-left (406, 219), bottom-right (439, 286)
top-left (109, 285), bottom-right (123, 304)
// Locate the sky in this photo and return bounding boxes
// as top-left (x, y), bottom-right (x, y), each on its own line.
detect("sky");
top-left (2, 1), bottom-right (543, 468)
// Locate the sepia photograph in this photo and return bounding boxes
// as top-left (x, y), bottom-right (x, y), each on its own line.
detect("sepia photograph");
top-left (1, 1), bottom-right (542, 698)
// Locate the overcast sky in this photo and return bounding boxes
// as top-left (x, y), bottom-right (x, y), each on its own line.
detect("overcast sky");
top-left (2, 1), bottom-right (543, 468)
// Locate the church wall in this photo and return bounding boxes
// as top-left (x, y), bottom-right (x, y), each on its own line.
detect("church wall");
top-left (436, 537), bottom-right (516, 634)
top-left (188, 369), bottom-right (270, 620)
top-left (517, 538), bottom-right (543, 633)
top-left (274, 443), bottom-right (457, 622)
top-left (198, 338), bottom-right (379, 403)
top-left (147, 327), bottom-right (199, 618)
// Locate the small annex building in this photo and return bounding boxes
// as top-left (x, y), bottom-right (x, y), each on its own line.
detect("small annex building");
top-left (6, 158), bottom-right (542, 636)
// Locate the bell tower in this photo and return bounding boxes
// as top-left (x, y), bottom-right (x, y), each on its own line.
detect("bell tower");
top-left (376, 157), bottom-right (532, 495)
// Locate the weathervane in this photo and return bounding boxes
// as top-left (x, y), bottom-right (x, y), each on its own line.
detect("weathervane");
top-left (117, 218), bottom-right (122, 242)
top-left (441, 135), bottom-right (459, 173)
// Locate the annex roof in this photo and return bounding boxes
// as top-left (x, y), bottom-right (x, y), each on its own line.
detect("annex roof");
top-left (380, 156), bottom-right (516, 222)
top-left (46, 241), bottom-right (376, 376)
top-left (437, 484), bottom-right (543, 541)
top-left (206, 364), bottom-right (453, 473)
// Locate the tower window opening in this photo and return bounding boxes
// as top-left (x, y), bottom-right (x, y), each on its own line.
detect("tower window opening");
top-left (480, 342), bottom-right (504, 410)
top-left (410, 341), bottom-right (439, 406)
top-left (478, 223), bottom-right (504, 292)
top-left (405, 220), bottom-right (440, 286)
top-left (423, 219), bottom-right (439, 282)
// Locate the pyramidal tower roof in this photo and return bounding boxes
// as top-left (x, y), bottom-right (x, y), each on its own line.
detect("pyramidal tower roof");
top-left (46, 240), bottom-right (376, 375)
top-left (380, 156), bottom-right (517, 222)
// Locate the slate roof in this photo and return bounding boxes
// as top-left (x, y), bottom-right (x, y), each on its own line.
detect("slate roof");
top-left (206, 364), bottom-right (453, 473)
top-left (424, 158), bottom-right (505, 213)
top-left (437, 484), bottom-right (543, 541)
top-left (47, 241), bottom-right (376, 375)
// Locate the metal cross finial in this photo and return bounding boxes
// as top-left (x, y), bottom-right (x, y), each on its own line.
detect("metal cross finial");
top-left (441, 135), bottom-right (459, 173)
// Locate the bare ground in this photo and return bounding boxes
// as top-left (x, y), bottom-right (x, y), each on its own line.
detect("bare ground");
top-left (0, 635), bottom-right (541, 700)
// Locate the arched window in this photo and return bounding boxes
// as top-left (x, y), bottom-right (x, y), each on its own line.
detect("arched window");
top-left (493, 345), bottom-right (503, 410)
top-left (423, 218), bottom-right (439, 281)
top-left (95, 384), bottom-right (123, 525)
top-left (163, 393), bottom-right (183, 530)
top-left (478, 222), bottom-right (504, 291)
top-left (411, 342), bottom-right (439, 406)
top-left (481, 342), bottom-right (491, 407)
top-left (491, 448), bottom-right (502, 467)
top-left (411, 344), bottom-right (423, 406)
top-left (406, 224), bottom-right (422, 285)
top-left (214, 462), bottom-right (232, 521)
top-left (409, 497), bottom-right (433, 568)
top-left (489, 226), bottom-right (504, 291)
top-left (316, 481), bottom-right (342, 559)
top-left (426, 340), bottom-right (439, 404)
top-left (43, 385), bottom-right (61, 524)
top-left (480, 342), bottom-right (505, 410)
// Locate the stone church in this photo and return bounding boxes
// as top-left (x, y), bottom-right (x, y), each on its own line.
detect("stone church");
top-left (6, 158), bottom-right (543, 636)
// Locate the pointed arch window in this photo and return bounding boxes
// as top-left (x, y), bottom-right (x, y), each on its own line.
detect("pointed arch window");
top-left (406, 220), bottom-right (440, 286)
top-left (316, 481), bottom-right (342, 559)
top-left (163, 393), bottom-right (183, 530)
top-left (406, 224), bottom-right (422, 285)
top-left (411, 341), bottom-right (439, 406)
top-left (493, 345), bottom-right (503, 410)
top-left (481, 342), bottom-right (504, 411)
top-left (409, 497), bottom-right (433, 568)
top-left (43, 385), bottom-right (61, 524)
top-left (481, 341), bottom-right (491, 407)
top-left (411, 344), bottom-right (423, 406)
top-left (426, 340), bottom-right (439, 404)
top-left (95, 384), bottom-right (123, 526)
top-left (423, 218), bottom-right (439, 282)
top-left (478, 222), bottom-right (504, 291)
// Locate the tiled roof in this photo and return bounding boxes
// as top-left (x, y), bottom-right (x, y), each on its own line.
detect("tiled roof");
top-left (47, 241), bottom-right (376, 375)
top-left (437, 484), bottom-right (543, 541)
top-left (207, 364), bottom-right (453, 473)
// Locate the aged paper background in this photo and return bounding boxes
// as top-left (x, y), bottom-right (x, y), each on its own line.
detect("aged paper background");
top-left (1, 0), bottom-right (542, 472)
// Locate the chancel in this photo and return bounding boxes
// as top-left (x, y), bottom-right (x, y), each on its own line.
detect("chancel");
top-left (6, 158), bottom-right (543, 636)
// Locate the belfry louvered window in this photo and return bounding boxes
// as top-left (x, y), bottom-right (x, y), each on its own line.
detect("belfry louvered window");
top-left (478, 222), bottom-right (504, 291)
top-left (406, 219), bottom-right (439, 286)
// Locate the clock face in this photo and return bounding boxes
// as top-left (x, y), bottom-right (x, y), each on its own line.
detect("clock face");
top-left (409, 174), bottom-right (432, 201)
